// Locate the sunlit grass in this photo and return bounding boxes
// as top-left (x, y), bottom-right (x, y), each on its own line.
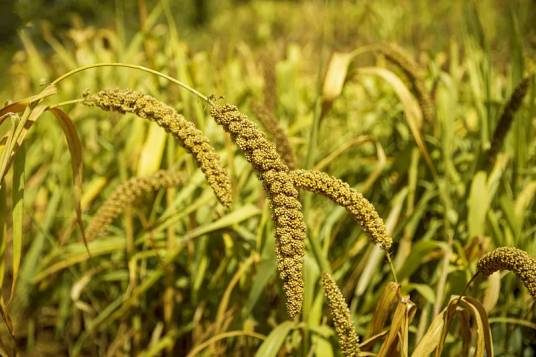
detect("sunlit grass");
top-left (0, 1), bottom-right (535, 356)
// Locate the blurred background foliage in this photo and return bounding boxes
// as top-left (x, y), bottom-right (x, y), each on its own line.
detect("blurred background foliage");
top-left (1, 0), bottom-right (536, 356)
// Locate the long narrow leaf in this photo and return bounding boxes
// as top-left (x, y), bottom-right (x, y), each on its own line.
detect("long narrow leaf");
top-left (254, 321), bottom-right (295, 357)
top-left (9, 142), bottom-right (25, 303)
top-left (48, 108), bottom-right (88, 253)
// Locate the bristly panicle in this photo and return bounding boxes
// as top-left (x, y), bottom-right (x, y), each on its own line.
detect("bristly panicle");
top-left (261, 52), bottom-right (278, 113)
top-left (251, 101), bottom-right (296, 170)
top-left (376, 43), bottom-right (434, 124)
top-left (209, 100), bottom-right (306, 319)
top-left (477, 246), bottom-right (536, 298)
top-left (289, 169), bottom-right (391, 250)
top-left (86, 170), bottom-right (183, 241)
top-left (486, 75), bottom-right (532, 166)
top-left (83, 89), bottom-right (232, 207)
top-left (321, 273), bottom-right (360, 357)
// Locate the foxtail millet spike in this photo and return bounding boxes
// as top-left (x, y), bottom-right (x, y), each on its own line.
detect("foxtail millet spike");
top-left (83, 89), bottom-right (232, 207)
top-left (376, 44), bottom-right (424, 83)
top-left (289, 169), bottom-right (391, 250)
top-left (86, 170), bottom-right (183, 241)
top-left (486, 75), bottom-right (532, 166)
top-left (261, 52), bottom-right (278, 113)
top-left (251, 101), bottom-right (297, 170)
top-left (477, 247), bottom-right (536, 298)
top-left (376, 43), bottom-right (434, 124)
top-left (209, 100), bottom-right (305, 319)
top-left (321, 273), bottom-right (360, 357)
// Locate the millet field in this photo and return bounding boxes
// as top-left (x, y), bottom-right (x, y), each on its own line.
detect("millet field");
top-left (0, 0), bottom-right (535, 356)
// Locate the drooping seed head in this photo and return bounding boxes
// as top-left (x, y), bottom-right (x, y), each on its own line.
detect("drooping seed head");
top-left (261, 52), bottom-right (277, 113)
top-left (376, 43), bottom-right (434, 124)
top-left (83, 89), bottom-right (232, 207)
top-left (486, 75), bottom-right (532, 166)
top-left (376, 44), bottom-right (424, 81)
top-left (289, 169), bottom-right (391, 250)
top-left (477, 247), bottom-right (536, 298)
top-left (86, 170), bottom-right (183, 241)
top-left (251, 101), bottom-right (296, 170)
top-left (321, 273), bottom-right (360, 357)
top-left (209, 100), bottom-right (305, 318)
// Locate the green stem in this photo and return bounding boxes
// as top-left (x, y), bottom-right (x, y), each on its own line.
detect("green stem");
top-left (386, 253), bottom-right (398, 283)
top-left (50, 62), bottom-right (210, 103)
top-left (49, 98), bottom-right (85, 108)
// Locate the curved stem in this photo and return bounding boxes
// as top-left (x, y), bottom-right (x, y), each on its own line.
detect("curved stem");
top-left (185, 330), bottom-right (265, 357)
top-left (386, 252), bottom-right (398, 283)
top-left (453, 271), bottom-right (481, 309)
top-left (460, 272), bottom-right (480, 300)
top-left (50, 63), bottom-right (211, 103)
top-left (348, 44), bottom-right (378, 59)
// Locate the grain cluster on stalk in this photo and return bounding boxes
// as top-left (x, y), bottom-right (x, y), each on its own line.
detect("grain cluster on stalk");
top-left (251, 101), bottom-right (296, 170)
top-left (376, 43), bottom-right (434, 124)
top-left (209, 100), bottom-right (305, 319)
top-left (289, 169), bottom-right (391, 250)
top-left (252, 54), bottom-right (296, 169)
top-left (477, 246), bottom-right (536, 298)
top-left (486, 75), bottom-right (532, 165)
top-left (260, 52), bottom-right (278, 113)
top-left (321, 273), bottom-right (360, 357)
top-left (86, 170), bottom-right (183, 241)
top-left (83, 89), bottom-right (232, 207)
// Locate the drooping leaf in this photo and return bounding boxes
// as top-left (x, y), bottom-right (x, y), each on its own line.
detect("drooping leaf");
top-left (9, 141), bottom-right (25, 303)
top-left (368, 282), bottom-right (400, 339)
top-left (411, 306), bottom-right (448, 357)
top-left (48, 108), bottom-right (87, 253)
top-left (254, 321), bottom-right (295, 357)
top-left (322, 52), bottom-right (354, 108)
top-left (357, 67), bottom-right (435, 174)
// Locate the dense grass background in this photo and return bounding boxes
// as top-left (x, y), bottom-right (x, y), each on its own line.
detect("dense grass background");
top-left (0, 0), bottom-right (535, 355)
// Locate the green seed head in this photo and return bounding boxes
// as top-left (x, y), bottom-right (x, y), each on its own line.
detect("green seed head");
top-left (487, 76), bottom-right (532, 165)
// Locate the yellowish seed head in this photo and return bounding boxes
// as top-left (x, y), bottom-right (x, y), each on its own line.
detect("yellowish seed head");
top-left (376, 43), bottom-right (434, 123)
top-left (86, 170), bottom-right (183, 241)
top-left (209, 101), bottom-right (305, 318)
top-left (251, 101), bottom-right (296, 170)
top-left (321, 273), bottom-right (360, 357)
top-left (83, 89), bottom-right (232, 207)
top-left (289, 169), bottom-right (391, 250)
top-left (477, 247), bottom-right (536, 298)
